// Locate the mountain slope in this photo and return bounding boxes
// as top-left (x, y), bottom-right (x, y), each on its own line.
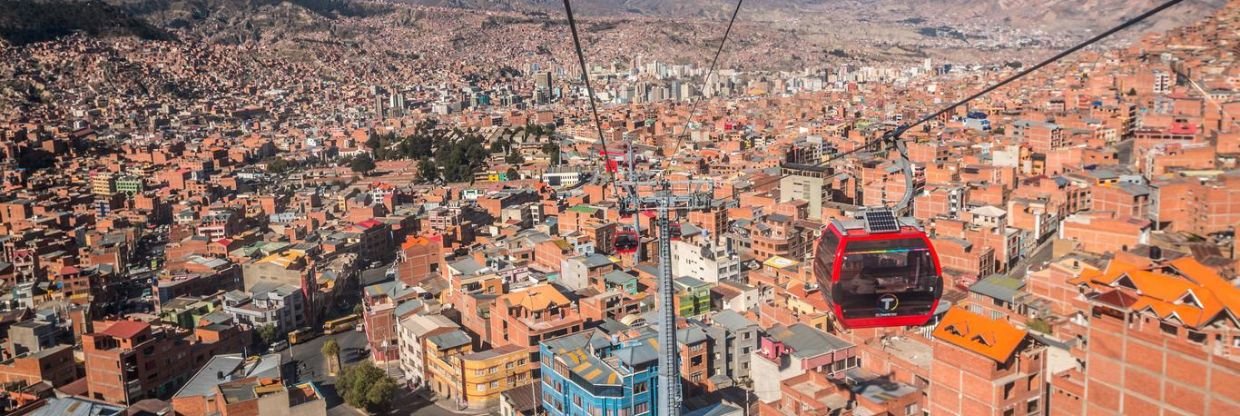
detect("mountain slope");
top-left (0, 0), bottom-right (173, 45)
top-left (400, 0), bottom-right (1225, 30)
top-left (0, 0), bottom-right (396, 45)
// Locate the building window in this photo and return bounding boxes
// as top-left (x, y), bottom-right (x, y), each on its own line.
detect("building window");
top-left (1159, 322), bottom-right (1178, 336)
top-left (476, 384), bottom-right (486, 392)
top-left (905, 403), bottom-right (919, 415)
top-left (633, 381), bottom-right (647, 393)
top-left (634, 402), bottom-right (648, 415)
top-left (1027, 399), bottom-right (1039, 414)
top-left (1187, 331), bottom-right (1206, 344)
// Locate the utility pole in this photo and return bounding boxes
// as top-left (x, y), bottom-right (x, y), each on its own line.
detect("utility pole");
top-left (617, 178), bottom-right (714, 416)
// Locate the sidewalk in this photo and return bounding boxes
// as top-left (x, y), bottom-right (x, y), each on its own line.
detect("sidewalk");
top-left (430, 399), bottom-right (493, 415)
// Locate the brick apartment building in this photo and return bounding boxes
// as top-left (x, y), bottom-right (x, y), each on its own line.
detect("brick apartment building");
top-left (0, 345), bottom-right (77, 388)
top-left (362, 280), bottom-right (423, 363)
top-left (930, 307), bottom-right (1047, 416)
top-left (489, 284), bottom-right (583, 368)
top-left (83, 320), bottom-right (249, 404)
top-left (397, 234), bottom-right (443, 286)
top-left (1059, 212), bottom-right (1151, 255)
top-left (1050, 257), bottom-right (1240, 416)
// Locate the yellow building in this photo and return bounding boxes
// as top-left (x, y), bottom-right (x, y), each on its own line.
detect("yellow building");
top-left (425, 329), bottom-right (473, 405)
top-left (460, 344), bottom-right (533, 410)
top-left (91, 171), bottom-right (116, 196)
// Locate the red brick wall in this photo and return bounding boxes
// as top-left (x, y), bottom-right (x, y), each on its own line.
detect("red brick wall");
top-left (1082, 311), bottom-right (1240, 416)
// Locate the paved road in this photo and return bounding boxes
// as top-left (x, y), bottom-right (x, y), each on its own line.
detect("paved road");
top-left (283, 330), bottom-right (462, 415)
top-left (284, 329), bottom-right (369, 383)
top-left (1008, 236), bottom-right (1056, 279)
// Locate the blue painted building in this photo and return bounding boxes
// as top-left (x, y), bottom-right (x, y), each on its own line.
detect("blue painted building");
top-left (540, 329), bottom-right (659, 416)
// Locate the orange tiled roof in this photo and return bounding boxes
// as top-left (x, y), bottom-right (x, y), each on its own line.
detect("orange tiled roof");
top-left (932, 307), bottom-right (1027, 363)
top-left (499, 284), bottom-right (569, 312)
top-left (401, 235), bottom-right (431, 250)
top-left (1082, 257), bottom-right (1238, 328)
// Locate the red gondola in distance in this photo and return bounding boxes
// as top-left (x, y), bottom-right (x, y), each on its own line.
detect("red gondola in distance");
top-left (614, 229), bottom-right (640, 254)
top-left (813, 209), bottom-right (943, 329)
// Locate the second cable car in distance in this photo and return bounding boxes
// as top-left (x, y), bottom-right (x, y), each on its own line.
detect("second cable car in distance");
top-left (814, 208), bottom-right (943, 329)
top-left (613, 228), bottom-right (640, 254)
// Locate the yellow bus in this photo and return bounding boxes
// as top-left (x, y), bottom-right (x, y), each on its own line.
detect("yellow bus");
top-left (323, 314), bottom-right (360, 335)
top-left (288, 327), bottom-right (319, 345)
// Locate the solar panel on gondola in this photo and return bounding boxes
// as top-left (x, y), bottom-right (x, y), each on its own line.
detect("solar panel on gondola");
top-left (863, 209), bottom-right (900, 233)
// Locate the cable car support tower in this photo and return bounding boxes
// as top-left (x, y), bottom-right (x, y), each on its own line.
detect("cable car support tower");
top-left (617, 172), bottom-right (714, 416)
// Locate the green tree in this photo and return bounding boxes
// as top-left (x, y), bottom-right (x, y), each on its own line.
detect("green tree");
top-left (365, 377), bottom-right (398, 414)
top-left (365, 133), bottom-right (382, 150)
top-left (266, 158), bottom-right (292, 174)
top-left (541, 142), bottom-right (561, 164)
top-left (352, 304), bottom-right (364, 316)
top-left (417, 157), bottom-right (439, 183)
top-left (527, 123), bottom-right (544, 137)
top-left (506, 150), bottom-right (524, 165)
top-left (322, 339), bottom-right (341, 376)
top-left (506, 167), bottom-right (520, 180)
top-left (350, 153), bottom-right (376, 175)
top-left (257, 325), bottom-right (280, 346)
top-left (490, 137), bottom-right (509, 154)
top-left (338, 362), bottom-right (398, 413)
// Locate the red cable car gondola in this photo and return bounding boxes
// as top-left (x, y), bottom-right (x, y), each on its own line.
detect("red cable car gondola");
top-left (667, 223), bottom-right (682, 240)
top-left (814, 208), bottom-right (943, 329)
top-left (614, 229), bottom-right (640, 254)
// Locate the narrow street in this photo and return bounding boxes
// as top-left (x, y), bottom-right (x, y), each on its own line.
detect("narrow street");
top-left (282, 329), bottom-right (465, 415)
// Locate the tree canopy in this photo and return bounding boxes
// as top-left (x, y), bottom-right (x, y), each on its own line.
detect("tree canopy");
top-left (322, 339), bottom-right (340, 357)
top-left (256, 325), bottom-right (280, 346)
top-left (350, 154), bottom-right (376, 174)
top-left (337, 362), bottom-right (399, 413)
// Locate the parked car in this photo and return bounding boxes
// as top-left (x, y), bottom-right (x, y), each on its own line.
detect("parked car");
top-left (270, 340), bottom-right (289, 352)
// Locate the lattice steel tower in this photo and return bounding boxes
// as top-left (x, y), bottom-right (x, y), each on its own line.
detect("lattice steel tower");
top-left (617, 177), bottom-right (714, 416)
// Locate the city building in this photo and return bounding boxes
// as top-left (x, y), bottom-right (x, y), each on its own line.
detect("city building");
top-left (0, 345), bottom-right (77, 388)
top-left (540, 329), bottom-right (658, 416)
top-left (221, 283), bottom-right (307, 334)
top-left (751, 323), bottom-right (857, 404)
top-left (558, 254), bottom-right (616, 291)
top-left (425, 329), bottom-right (474, 404)
top-left (461, 344), bottom-right (535, 410)
top-left (779, 163), bottom-right (836, 220)
top-left (398, 234), bottom-right (443, 286)
top-left (671, 239), bottom-right (741, 284)
top-left (702, 310), bottom-right (760, 390)
top-left (930, 307), bottom-right (1047, 416)
top-left (363, 279), bottom-right (425, 362)
top-left (398, 313), bottom-right (460, 389)
top-left (5, 320), bottom-right (59, 356)
top-left (1051, 256), bottom-right (1240, 416)
top-left (82, 320), bottom-right (249, 404)
top-left (674, 277), bottom-right (712, 318)
top-left (489, 284), bottom-right (584, 368)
